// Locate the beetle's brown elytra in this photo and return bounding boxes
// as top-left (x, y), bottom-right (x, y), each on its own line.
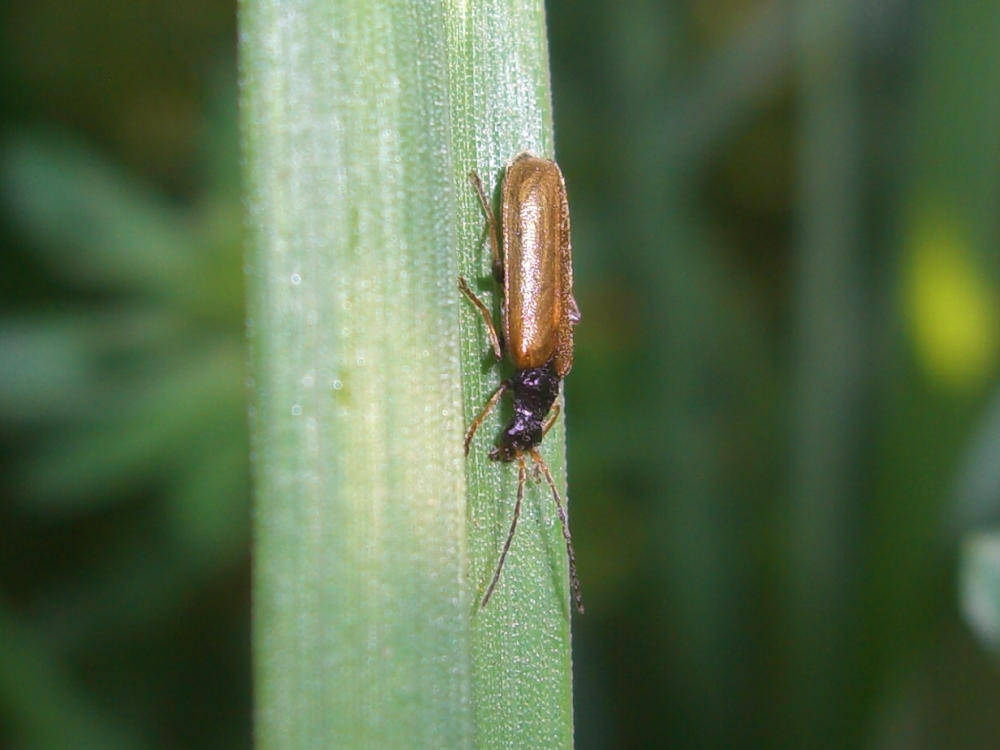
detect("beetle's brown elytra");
top-left (459, 152), bottom-right (583, 615)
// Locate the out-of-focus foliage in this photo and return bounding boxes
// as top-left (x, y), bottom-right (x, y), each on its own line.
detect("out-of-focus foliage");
top-left (961, 534), bottom-right (1000, 652)
top-left (0, 3), bottom-right (248, 746)
top-left (0, 0), bottom-right (998, 748)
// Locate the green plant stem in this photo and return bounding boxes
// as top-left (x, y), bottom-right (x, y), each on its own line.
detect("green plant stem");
top-left (784, 1), bottom-right (864, 747)
top-left (240, 0), bottom-right (574, 748)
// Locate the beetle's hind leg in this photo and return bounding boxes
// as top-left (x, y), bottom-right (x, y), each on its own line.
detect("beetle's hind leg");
top-left (522, 405), bottom-right (561, 482)
top-left (458, 277), bottom-right (502, 361)
top-left (541, 403), bottom-right (561, 438)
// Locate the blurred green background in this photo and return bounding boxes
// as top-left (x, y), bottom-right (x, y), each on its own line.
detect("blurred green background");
top-left (2, 1), bottom-right (1000, 748)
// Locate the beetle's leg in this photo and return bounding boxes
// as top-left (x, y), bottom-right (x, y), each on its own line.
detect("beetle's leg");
top-left (541, 403), bottom-right (561, 438)
top-left (464, 380), bottom-right (508, 456)
top-left (481, 455), bottom-right (526, 609)
top-left (468, 171), bottom-right (504, 283)
top-left (527, 404), bottom-right (561, 480)
top-left (529, 448), bottom-right (584, 615)
top-left (458, 277), bottom-right (502, 361)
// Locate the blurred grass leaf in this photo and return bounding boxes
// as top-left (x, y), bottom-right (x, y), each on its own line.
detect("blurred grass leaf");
top-left (0, 602), bottom-right (146, 750)
top-left (0, 100), bottom-right (249, 748)
top-left (960, 533), bottom-right (1000, 653)
top-left (3, 133), bottom-right (201, 294)
top-left (953, 385), bottom-right (1000, 532)
top-left (1, 123), bottom-right (246, 523)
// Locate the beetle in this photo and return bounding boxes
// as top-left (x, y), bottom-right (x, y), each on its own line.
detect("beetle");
top-left (459, 151), bottom-right (583, 614)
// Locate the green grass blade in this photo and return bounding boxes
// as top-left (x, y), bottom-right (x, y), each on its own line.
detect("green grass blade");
top-left (240, 0), bottom-right (574, 747)
top-left (783, 2), bottom-right (864, 746)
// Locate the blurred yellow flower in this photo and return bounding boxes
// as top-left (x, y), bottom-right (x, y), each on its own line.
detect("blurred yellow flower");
top-left (904, 212), bottom-right (999, 389)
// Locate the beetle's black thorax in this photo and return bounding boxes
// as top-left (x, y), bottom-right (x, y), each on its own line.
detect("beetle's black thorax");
top-left (491, 360), bottom-right (560, 461)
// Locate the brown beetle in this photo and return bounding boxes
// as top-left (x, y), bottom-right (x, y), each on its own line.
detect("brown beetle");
top-left (459, 151), bottom-right (583, 614)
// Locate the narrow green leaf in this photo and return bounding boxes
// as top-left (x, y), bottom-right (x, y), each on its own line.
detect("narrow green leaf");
top-left (241, 0), bottom-right (574, 748)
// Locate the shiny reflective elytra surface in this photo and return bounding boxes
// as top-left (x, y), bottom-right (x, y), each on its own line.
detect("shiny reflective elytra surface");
top-left (501, 153), bottom-right (576, 375)
top-left (459, 152), bottom-right (583, 615)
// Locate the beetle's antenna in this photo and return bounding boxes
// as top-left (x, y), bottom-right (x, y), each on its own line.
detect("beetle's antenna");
top-left (481, 456), bottom-right (526, 609)
top-left (529, 448), bottom-right (584, 615)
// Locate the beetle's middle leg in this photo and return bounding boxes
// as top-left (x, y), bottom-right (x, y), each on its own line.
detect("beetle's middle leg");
top-left (459, 277), bottom-right (502, 361)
